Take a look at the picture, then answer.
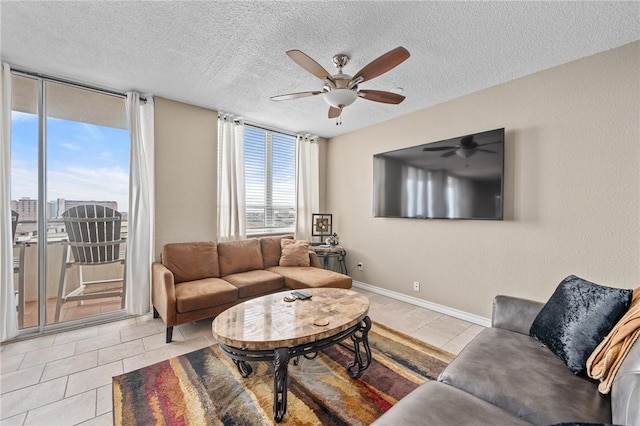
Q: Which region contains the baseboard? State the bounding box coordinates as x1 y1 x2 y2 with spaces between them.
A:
352 280 491 328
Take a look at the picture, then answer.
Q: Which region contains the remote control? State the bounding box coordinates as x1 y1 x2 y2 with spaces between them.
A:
292 290 312 300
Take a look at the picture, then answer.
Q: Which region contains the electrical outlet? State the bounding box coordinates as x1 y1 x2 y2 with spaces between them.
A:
357 262 364 271
413 281 420 292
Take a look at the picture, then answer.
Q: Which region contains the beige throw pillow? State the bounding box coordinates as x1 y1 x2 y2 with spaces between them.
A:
279 239 310 267
260 235 294 268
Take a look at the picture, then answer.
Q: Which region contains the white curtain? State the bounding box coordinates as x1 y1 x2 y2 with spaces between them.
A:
217 114 246 242
294 135 319 241
1 63 18 341
125 92 154 315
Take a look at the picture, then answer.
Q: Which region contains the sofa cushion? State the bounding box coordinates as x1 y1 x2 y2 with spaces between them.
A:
529 275 633 374
267 266 352 289
222 270 284 299
439 327 612 425
373 381 530 426
174 277 238 313
279 239 311 267
162 242 220 284
260 235 293 268
217 238 264 276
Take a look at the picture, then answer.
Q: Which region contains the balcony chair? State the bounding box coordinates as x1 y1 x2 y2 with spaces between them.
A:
55 205 126 323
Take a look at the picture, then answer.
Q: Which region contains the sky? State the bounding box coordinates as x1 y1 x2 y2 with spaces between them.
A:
11 111 131 213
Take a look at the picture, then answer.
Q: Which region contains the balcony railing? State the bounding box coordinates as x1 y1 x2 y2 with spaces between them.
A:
13 226 126 328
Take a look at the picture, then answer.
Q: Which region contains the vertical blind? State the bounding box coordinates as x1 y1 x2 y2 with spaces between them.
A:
244 125 296 234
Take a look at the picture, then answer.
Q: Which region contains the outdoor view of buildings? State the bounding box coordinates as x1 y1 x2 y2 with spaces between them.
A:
246 206 295 231
12 196 119 220
11 197 126 243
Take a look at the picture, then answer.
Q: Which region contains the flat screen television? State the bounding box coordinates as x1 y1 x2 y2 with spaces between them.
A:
373 128 504 220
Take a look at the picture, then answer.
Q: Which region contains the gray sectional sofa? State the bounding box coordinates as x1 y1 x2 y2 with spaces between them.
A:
373 295 640 425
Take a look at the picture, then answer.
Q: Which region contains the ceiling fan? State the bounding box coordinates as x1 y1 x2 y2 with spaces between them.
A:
423 135 500 158
270 47 410 122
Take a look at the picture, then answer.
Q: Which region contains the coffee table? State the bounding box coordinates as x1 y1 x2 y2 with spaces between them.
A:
211 287 371 422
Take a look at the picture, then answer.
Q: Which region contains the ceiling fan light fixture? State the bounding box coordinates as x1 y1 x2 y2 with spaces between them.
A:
456 148 477 158
324 88 357 108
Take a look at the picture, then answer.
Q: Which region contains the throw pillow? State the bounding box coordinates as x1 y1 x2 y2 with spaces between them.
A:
529 275 632 374
279 239 311 267
260 235 293 268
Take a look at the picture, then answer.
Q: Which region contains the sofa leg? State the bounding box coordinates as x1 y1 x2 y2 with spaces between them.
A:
153 306 160 319
166 326 174 343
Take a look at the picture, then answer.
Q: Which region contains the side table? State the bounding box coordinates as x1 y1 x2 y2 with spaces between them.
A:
311 245 347 275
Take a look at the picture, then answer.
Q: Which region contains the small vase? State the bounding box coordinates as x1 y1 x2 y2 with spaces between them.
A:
325 233 339 246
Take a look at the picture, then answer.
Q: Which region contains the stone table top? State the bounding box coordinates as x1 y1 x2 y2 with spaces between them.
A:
212 288 369 350
310 244 345 253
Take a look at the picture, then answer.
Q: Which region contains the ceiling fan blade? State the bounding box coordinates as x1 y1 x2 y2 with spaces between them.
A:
476 148 496 154
328 106 342 119
441 150 457 158
477 140 501 147
286 50 334 81
423 146 456 152
352 46 410 84
358 90 406 104
270 91 322 101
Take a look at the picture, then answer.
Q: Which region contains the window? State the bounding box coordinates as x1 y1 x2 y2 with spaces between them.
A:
244 126 296 235
11 71 130 330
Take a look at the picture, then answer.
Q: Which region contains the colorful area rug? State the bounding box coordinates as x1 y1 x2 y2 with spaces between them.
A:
113 323 454 425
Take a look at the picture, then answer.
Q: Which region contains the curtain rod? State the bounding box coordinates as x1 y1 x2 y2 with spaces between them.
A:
219 112 313 139
245 121 319 140
10 67 147 102
244 121 300 138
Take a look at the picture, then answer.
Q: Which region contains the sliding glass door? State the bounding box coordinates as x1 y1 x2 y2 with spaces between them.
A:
11 72 130 332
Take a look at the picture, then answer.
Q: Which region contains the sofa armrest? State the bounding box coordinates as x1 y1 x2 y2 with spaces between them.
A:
612 337 640 425
308 251 322 268
152 262 177 327
491 295 544 335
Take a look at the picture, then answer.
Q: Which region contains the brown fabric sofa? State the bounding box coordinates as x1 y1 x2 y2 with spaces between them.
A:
152 236 352 342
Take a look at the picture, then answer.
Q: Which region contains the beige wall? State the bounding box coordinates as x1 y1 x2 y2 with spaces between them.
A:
154 97 218 258
326 42 640 319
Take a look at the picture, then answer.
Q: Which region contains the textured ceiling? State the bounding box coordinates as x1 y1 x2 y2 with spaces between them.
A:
1 1 639 138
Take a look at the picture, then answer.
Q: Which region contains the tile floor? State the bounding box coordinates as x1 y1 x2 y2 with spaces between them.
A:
0 287 485 425
20 296 123 330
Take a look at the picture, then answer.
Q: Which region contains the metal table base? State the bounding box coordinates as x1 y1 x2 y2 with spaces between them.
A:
218 316 372 422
